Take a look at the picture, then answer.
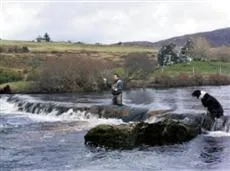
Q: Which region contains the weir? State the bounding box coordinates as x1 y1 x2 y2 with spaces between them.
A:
211 116 230 132
4 95 169 122
2 95 230 132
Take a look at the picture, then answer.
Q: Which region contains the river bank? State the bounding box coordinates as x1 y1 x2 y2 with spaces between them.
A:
1 73 230 94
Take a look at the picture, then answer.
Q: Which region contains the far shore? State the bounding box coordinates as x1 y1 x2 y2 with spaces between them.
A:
1 77 230 94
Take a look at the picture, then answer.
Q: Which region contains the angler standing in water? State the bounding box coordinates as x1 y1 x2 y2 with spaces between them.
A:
104 74 124 106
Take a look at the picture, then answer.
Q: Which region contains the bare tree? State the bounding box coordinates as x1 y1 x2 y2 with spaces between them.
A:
191 37 211 60
37 56 110 92
209 46 230 61
124 52 156 79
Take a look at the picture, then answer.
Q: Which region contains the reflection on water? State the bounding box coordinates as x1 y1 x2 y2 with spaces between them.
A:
200 136 223 165
125 89 154 104
125 86 230 115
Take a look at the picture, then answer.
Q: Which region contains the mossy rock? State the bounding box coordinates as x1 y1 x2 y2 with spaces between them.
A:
134 119 198 146
85 124 136 149
85 118 200 149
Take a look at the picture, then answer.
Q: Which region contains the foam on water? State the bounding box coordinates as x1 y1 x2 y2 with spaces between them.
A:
23 107 124 129
205 131 230 137
0 96 18 113
0 95 124 130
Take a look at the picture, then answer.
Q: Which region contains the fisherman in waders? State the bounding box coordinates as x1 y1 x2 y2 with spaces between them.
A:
104 74 124 106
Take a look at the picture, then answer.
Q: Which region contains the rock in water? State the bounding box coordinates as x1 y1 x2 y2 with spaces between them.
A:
134 119 199 146
89 105 172 122
0 85 11 94
89 105 149 122
85 124 137 149
84 118 200 149
157 113 215 131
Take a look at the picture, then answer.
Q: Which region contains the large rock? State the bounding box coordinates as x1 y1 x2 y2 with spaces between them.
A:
157 113 214 131
85 124 136 149
0 85 11 94
85 118 200 149
84 112 224 149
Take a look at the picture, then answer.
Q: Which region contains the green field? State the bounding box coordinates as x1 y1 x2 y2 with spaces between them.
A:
0 40 155 53
153 61 230 75
0 40 156 70
1 40 230 92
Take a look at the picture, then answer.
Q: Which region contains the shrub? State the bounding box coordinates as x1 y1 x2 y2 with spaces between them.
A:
191 37 211 61
36 56 111 92
191 72 204 86
209 46 230 62
0 69 23 84
2 46 30 53
26 69 40 81
207 74 230 85
176 73 190 86
0 47 3 53
154 73 175 87
123 52 156 80
22 46 29 53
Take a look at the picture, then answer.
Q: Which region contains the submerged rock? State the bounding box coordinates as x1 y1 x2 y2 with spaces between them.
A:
85 118 200 149
90 105 149 122
6 95 171 122
89 105 171 122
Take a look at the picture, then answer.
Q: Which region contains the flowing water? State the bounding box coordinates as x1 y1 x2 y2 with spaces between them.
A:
1 86 230 171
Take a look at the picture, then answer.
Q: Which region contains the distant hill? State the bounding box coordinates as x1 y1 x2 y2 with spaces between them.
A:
117 27 230 48
152 27 230 47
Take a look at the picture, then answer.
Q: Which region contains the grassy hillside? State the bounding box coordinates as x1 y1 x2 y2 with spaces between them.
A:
1 40 230 92
0 40 156 70
0 40 156 92
0 40 155 53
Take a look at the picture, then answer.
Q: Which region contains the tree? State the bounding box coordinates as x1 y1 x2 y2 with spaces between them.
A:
180 39 194 56
124 52 156 79
44 33 51 42
157 43 178 67
190 37 211 60
37 56 110 92
36 35 43 42
157 41 194 67
178 39 193 63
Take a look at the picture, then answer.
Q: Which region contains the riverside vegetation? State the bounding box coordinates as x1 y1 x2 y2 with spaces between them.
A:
1 37 230 93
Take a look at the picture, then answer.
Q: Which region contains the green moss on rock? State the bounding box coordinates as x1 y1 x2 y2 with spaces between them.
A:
85 118 200 149
85 124 136 149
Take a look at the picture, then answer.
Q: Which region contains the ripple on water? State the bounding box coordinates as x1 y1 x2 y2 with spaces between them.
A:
1 86 230 170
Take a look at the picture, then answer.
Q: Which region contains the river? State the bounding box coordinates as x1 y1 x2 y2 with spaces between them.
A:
1 86 230 171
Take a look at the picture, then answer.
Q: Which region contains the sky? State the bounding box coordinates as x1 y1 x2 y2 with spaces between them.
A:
1 0 230 43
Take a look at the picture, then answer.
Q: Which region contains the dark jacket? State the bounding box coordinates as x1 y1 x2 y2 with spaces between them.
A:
111 79 123 95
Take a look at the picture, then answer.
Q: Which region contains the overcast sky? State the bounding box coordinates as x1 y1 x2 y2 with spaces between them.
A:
1 0 230 43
